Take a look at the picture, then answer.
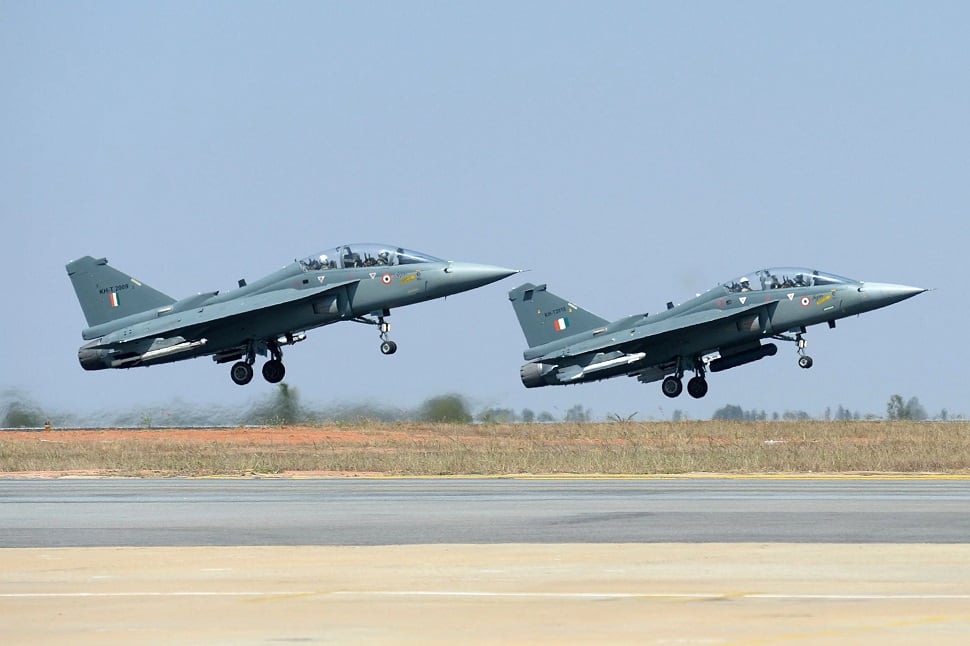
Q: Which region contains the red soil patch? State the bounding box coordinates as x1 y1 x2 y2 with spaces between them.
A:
1 426 415 446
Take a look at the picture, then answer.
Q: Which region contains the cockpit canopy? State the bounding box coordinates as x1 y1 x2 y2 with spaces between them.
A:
723 268 856 293
298 244 444 271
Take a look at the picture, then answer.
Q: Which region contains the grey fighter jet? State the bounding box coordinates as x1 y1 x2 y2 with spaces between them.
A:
509 268 925 399
68 244 517 385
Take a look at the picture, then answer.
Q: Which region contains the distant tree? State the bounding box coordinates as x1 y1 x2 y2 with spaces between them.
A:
886 394 905 420
419 394 472 423
905 397 928 421
537 411 555 423
520 408 536 423
712 404 744 421
887 394 927 421
835 405 854 421
564 404 591 422
886 395 906 421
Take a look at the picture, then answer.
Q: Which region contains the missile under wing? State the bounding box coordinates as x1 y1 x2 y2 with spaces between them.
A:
508 268 925 399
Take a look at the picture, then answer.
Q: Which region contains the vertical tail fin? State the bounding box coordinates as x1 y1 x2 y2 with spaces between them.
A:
508 282 610 348
66 256 176 328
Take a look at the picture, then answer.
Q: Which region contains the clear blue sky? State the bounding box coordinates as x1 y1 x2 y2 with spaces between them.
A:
2 2 965 421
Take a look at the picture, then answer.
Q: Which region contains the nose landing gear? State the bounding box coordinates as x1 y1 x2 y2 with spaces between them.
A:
354 310 398 355
378 319 397 355
796 334 813 369
773 329 814 369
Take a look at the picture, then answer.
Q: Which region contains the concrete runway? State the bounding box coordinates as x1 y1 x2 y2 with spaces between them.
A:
3 478 970 546
2 478 969 644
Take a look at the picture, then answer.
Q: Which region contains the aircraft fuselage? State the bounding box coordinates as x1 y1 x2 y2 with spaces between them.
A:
510 268 925 398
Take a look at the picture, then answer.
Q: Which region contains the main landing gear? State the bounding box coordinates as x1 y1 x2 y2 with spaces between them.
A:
230 361 255 386
230 340 287 385
661 359 709 399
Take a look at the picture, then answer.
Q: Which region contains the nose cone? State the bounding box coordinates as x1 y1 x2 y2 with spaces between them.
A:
427 262 519 299
848 282 927 314
444 262 520 290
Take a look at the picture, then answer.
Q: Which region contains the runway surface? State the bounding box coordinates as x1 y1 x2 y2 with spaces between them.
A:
3 478 970 644
2 478 969 546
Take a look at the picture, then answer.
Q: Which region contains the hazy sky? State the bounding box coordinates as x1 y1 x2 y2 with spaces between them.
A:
3 2 966 421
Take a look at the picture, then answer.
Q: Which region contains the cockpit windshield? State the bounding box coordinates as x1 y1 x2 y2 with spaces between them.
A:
298 244 444 271
723 268 855 293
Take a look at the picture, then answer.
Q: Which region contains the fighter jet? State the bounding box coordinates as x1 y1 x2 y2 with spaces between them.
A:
68 244 517 385
508 268 925 399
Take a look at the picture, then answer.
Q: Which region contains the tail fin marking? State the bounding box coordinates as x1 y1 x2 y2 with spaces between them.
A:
508 282 610 348
66 256 176 328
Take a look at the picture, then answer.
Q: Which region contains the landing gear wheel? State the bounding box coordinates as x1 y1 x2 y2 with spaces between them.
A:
230 361 254 386
380 340 398 355
661 375 683 398
798 355 814 369
687 376 709 399
262 359 286 383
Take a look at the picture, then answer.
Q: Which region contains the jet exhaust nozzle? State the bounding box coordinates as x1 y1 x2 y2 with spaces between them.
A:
520 362 553 388
78 345 113 371
709 343 778 373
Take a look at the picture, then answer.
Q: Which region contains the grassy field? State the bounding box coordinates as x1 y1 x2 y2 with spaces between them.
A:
1 421 969 477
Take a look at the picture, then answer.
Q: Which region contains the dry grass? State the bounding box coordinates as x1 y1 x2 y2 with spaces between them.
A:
1 421 968 477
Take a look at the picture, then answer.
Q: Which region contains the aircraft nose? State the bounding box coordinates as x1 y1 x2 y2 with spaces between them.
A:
856 282 927 309
860 282 926 301
443 262 521 290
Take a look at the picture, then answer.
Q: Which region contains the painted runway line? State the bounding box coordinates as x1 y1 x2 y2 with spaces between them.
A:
4 590 970 601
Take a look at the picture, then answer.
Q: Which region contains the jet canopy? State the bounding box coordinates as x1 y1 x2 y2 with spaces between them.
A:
723 268 856 293
298 244 444 271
